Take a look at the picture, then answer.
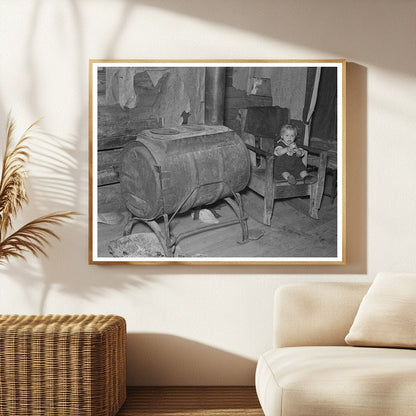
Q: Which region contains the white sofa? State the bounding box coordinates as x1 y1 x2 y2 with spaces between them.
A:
255 282 416 416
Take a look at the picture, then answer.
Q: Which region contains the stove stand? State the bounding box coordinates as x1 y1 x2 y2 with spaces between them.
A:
123 181 263 257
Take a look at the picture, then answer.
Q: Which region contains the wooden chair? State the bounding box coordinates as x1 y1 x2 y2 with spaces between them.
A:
239 107 328 226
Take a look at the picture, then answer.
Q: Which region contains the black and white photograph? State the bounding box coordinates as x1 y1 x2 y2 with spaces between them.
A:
89 60 345 264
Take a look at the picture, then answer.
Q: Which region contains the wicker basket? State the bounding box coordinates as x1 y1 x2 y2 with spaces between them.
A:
0 314 126 416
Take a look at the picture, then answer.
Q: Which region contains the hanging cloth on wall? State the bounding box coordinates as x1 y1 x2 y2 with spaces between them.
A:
302 67 321 146
309 67 337 141
232 67 250 91
147 70 166 87
178 67 205 125
105 67 120 106
105 67 170 109
152 70 189 126
119 67 137 109
232 67 273 93
270 67 307 121
105 67 137 109
152 67 205 126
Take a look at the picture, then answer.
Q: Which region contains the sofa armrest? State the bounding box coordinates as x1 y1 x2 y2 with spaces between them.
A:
273 282 370 348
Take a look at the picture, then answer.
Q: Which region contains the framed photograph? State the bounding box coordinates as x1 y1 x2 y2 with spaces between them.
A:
89 60 345 264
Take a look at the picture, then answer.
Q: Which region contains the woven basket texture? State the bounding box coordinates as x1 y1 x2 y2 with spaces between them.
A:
0 314 126 416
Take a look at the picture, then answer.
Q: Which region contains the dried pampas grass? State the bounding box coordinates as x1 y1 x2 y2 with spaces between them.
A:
0 115 78 264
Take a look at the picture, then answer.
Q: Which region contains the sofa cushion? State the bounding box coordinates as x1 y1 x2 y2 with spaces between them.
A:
345 272 416 348
256 346 416 416
274 283 370 348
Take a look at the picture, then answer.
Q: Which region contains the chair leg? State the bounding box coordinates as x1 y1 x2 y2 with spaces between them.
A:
309 178 325 219
263 193 273 226
309 150 328 219
263 155 275 226
309 188 319 219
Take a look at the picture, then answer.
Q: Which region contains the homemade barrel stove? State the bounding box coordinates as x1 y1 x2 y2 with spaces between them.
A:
119 124 256 256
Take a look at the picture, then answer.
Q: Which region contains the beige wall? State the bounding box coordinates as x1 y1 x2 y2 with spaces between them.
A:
0 0 415 385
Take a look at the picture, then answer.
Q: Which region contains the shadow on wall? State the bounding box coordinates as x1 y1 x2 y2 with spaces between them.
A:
0 1 370 294
1 65 368 284
134 0 412 76
344 63 367 275
97 0 371 275
0 1 90 310
0 1 142 310
127 333 257 386
0 124 153 314
0 260 158 315
22 0 87 211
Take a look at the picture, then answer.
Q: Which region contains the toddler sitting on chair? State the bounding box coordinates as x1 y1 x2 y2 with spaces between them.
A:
273 124 317 185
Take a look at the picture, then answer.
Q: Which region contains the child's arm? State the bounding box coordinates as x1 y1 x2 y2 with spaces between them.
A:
295 147 305 157
274 146 287 156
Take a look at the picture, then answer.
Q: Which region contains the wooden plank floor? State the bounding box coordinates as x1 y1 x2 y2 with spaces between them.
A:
116 386 264 416
98 190 338 259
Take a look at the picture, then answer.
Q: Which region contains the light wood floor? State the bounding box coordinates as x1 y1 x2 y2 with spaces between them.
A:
116 386 263 416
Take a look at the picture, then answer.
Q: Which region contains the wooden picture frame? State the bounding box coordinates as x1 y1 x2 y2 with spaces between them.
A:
89 60 345 264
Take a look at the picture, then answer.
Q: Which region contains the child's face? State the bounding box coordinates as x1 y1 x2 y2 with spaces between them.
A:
281 129 296 144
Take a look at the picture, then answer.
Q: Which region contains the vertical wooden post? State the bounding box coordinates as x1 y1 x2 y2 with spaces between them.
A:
263 154 275 226
205 67 226 125
309 150 328 219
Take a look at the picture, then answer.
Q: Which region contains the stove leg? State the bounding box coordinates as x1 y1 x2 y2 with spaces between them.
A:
143 219 173 257
123 217 141 236
224 194 249 243
162 214 175 256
